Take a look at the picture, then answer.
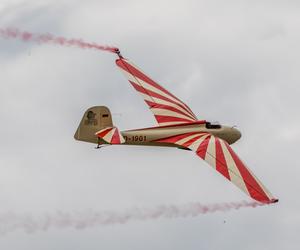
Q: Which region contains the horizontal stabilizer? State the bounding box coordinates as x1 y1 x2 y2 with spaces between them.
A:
95 127 125 144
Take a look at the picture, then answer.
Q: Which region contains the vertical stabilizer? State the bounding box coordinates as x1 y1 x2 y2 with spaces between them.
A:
74 106 113 144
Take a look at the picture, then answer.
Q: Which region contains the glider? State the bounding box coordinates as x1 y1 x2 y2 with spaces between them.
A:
74 53 278 204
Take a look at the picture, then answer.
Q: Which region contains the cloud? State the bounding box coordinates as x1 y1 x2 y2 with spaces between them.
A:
0 0 299 249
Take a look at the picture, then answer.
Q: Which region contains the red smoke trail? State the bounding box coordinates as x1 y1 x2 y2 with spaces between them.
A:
0 200 269 234
0 27 119 54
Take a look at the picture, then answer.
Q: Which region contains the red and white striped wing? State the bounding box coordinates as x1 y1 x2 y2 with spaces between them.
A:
156 133 277 203
95 127 125 144
116 58 197 126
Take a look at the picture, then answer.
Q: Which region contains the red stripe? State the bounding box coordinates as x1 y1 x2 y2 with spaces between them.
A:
130 59 196 117
117 58 197 118
182 134 207 148
196 136 211 159
130 81 196 118
154 115 193 124
117 59 186 105
96 128 112 138
146 101 196 121
215 138 231 180
225 143 270 203
111 129 121 144
155 132 200 144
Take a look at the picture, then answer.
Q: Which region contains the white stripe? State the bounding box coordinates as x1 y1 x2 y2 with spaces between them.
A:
176 133 202 145
139 92 153 102
188 134 210 151
151 97 195 119
151 108 195 121
139 92 195 124
95 127 112 135
103 129 114 143
205 136 216 169
219 140 249 195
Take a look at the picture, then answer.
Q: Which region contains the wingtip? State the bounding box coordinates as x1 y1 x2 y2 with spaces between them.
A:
114 48 124 58
267 198 279 204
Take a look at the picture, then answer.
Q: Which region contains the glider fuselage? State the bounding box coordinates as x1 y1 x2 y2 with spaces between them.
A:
120 121 241 148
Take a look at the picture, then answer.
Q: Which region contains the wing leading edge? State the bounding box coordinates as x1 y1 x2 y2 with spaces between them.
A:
155 132 278 204
116 58 198 126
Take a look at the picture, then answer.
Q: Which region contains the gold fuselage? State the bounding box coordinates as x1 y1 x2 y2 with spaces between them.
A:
119 123 241 148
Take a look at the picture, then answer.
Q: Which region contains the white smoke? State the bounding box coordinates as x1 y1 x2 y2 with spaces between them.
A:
0 200 269 235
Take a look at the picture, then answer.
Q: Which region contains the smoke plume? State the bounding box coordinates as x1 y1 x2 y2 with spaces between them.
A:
0 27 119 53
0 28 273 235
0 200 269 234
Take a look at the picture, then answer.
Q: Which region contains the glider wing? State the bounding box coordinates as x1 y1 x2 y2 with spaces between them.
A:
156 132 277 203
116 58 197 126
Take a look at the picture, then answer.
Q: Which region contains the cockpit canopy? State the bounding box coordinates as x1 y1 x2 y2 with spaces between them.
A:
205 121 221 129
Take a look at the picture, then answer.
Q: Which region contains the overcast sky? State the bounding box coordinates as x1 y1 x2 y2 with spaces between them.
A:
0 0 299 249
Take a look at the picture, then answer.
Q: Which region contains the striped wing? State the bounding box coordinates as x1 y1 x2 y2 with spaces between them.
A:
116 58 197 126
156 132 277 204
95 127 125 144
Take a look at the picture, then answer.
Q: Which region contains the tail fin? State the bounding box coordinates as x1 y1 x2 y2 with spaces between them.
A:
74 106 113 144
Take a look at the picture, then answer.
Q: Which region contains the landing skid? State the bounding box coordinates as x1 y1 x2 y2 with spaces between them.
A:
95 144 110 149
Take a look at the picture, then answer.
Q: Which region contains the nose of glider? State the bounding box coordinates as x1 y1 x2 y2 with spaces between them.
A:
231 127 241 144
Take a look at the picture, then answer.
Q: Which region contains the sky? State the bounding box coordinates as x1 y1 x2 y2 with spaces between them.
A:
0 0 299 249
